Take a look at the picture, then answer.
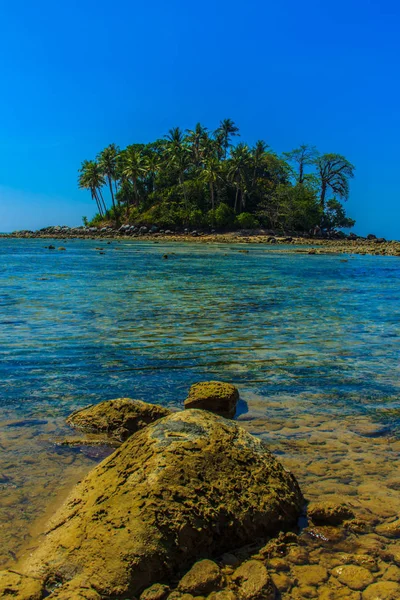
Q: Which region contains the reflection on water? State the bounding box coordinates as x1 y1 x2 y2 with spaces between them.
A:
1 239 400 568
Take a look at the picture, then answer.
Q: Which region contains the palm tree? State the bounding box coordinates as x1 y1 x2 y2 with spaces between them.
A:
143 152 160 193
165 128 192 209
185 123 208 167
78 160 106 215
98 144 119 210
314 154 355 208
120 146 146 206
228 144 251 212
215 118 240 160
201 156 221 215
251 140 269 190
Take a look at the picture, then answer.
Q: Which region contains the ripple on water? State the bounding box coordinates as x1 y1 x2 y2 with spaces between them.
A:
0 239 400 577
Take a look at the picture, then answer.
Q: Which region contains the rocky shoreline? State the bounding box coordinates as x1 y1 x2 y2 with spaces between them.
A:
2 226 400 257
2 383 400 600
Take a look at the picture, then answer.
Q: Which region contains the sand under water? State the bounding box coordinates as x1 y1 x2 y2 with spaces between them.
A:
1 238 400 597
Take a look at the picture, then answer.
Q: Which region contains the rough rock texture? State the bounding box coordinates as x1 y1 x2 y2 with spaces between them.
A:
232 560 275 599
140 583 170 599
362 581 400 599
308 501 355 525
66 397 171 441
178 559 223 595
375 518 400 539
184 381 239 418
0 570 43 599
23 410 303 598
332 565 374 590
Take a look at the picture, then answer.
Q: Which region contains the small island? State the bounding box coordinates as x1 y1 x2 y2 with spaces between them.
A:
77 119 355 234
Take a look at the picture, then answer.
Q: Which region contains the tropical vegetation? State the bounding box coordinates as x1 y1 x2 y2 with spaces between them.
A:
78 119 355 232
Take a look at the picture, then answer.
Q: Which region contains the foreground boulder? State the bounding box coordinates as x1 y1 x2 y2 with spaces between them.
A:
66 397 171 441
23 410 303 598
184 381 239 418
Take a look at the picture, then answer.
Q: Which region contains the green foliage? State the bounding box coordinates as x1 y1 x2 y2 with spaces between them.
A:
322 198 356 230
235 212 260 229
82 216 89 226
78 119 356 232
214 203 235 228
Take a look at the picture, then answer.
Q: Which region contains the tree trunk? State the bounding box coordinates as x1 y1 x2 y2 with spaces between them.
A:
98 188 107 214
94 190 103 216
299 162 304 184
108 176 116 211
320 181 327 209
210 182 215 212
234 186 239 213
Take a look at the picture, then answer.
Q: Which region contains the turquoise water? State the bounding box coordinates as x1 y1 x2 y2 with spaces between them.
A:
1 238 400 564
1 238 400 423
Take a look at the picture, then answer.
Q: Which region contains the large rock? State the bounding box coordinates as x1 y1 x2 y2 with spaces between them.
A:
0 570 43 599
23 410 303 598
66 398 171 441
184 381 239 418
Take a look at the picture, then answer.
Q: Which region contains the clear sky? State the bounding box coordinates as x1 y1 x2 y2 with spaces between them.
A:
0 0 399 237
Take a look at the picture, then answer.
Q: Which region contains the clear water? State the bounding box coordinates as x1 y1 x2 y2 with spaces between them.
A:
1 238 400 565
1 238 399 420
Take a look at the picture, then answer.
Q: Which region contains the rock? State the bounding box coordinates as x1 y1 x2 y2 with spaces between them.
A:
232 560 275 600
141 583 170 599
362 581 400 599
383 565 400 582
178 560 223 595
306 525 344 543
48 245 55 249
367 234 377 240
184 381 239 419
23 410 303 597
308 501 354 525
207 592 236 600
332 565 374 591
291 565 329 586
376 518 400 539
318 586 361 599
0 570 43 599
66 397 171 441
270 571 293 593
58 247 66 251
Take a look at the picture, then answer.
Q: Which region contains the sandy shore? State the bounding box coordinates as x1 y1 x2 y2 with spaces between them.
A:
2 230 400 257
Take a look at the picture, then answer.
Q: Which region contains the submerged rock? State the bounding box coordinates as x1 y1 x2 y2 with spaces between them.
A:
178 559 223 595
66 397 171 441
23 410 303 598
308 501 355 525
0 570 43 599
184 381 239 418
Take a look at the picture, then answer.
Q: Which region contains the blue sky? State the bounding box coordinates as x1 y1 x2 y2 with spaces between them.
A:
0 0 399 237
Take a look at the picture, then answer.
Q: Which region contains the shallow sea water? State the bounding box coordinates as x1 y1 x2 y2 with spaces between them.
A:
1 238 400 594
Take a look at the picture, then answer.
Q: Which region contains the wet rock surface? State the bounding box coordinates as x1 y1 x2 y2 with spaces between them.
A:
22 410 303 597
184 381 239 419
66 397 171 441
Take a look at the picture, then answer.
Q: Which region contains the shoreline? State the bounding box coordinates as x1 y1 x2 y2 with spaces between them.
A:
1 229 400 257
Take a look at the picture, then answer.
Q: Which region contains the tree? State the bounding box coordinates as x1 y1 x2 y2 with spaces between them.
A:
78 160 106 216
201 156 221 215
185 123 208 167
165 128 191 211
283 144 318 184
322 198 356 230
215 118 240 160
314 153 355 208
228 144 251 212
98 144 120 211
120 146 146 206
